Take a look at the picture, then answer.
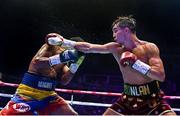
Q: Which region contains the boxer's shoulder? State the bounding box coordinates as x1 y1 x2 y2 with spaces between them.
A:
135 41 159 54
144 42 159 56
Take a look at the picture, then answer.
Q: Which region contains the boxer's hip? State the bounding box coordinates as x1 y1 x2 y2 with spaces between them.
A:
123 81 160 96
110 81 172 115
16 84 57 100
16 72 58 100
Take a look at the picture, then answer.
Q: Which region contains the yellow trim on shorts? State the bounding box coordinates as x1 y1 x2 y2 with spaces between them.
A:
16 84 57 100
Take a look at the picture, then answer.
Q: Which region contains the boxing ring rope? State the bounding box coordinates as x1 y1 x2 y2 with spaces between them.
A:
0 81 180 112
1 81 180 99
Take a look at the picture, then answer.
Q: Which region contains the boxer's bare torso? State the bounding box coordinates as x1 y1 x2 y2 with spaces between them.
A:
28 44 65 78
112 41 164 84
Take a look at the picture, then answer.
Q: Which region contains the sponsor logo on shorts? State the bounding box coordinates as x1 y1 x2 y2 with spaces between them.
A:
12 103 31 113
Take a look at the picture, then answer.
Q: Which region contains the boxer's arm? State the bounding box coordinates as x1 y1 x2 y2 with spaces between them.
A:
146 43 165 82
74 42 123 54
31 44 53 68
33 49 79 69
46 33 123 54
59 55 85 85
49 49 80 66
60 65 75 85
33 57 51 68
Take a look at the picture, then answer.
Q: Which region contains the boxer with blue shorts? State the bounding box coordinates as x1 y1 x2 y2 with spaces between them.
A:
0 34 85 115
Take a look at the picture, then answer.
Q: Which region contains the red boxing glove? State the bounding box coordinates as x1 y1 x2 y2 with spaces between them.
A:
120 51 151 75
120 51 137 67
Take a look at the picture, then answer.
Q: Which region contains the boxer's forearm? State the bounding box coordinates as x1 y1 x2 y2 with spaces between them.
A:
146 67 165 82
60 72 74 85
74 42 111 54
58 65 75 85
129 59 165 82
47 36 118 54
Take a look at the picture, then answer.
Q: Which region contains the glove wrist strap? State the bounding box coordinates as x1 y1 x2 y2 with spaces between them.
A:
63 39 76 47
69 63 79 74
49 54 61 66
132 60 151 75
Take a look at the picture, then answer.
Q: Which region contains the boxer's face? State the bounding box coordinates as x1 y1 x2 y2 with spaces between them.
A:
112 23 126 44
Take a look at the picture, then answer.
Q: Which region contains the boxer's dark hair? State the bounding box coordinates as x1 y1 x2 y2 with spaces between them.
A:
112 15 136 33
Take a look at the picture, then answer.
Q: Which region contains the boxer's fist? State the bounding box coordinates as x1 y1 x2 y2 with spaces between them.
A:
120 51 137 67
60 49 79 63
46 33 64 46
49 49 79 66
120 51 151 75
69 55 85 74
46 33 77 48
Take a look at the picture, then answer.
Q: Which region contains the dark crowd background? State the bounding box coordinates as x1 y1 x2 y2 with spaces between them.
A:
0 0 180 114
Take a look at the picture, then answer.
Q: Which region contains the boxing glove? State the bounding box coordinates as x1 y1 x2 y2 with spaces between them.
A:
48 36 63 46
69 55 85 74
49 49 79 66
47 35 76 47
120 51 151 75
46 33 64 46
120 51 137 67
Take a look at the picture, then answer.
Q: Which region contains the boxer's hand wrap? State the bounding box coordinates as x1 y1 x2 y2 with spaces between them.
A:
48 36 76 47
49 54 61 66
69 55 85 74
132 60 151 75
49 49 79 66
62 39 76 47
120 51 151 75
